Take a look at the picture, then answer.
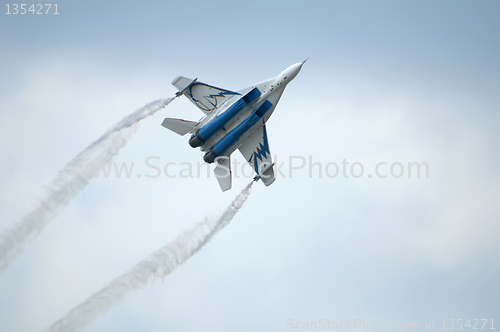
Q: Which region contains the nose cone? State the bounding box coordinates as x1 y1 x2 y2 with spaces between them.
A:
282 60 306 81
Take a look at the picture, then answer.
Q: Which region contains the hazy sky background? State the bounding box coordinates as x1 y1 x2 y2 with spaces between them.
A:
1 1 499 331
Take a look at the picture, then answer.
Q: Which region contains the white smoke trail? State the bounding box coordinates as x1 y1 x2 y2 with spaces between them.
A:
0 98 174 273
44 182 253 332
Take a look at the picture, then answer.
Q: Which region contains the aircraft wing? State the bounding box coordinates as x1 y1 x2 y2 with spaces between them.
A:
238 124 276 187
172 76 240 115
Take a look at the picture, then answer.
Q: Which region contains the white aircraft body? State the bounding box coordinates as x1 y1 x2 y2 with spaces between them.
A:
161 61 305 191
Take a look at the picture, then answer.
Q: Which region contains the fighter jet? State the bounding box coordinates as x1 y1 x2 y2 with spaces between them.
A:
161 60 306 191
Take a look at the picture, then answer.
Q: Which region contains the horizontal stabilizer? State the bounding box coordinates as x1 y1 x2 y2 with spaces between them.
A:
214 156 232 192
161 117 199 136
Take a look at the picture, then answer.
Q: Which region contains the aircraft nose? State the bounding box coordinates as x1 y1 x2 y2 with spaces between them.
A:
282 60 306 81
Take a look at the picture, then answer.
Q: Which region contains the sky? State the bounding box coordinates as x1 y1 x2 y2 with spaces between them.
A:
1 0 499 331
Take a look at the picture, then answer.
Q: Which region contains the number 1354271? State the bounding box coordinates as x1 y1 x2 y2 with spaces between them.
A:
6 4 59 14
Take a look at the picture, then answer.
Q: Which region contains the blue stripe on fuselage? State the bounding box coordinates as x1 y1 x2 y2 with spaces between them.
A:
197 87 260 141
212 100 272 156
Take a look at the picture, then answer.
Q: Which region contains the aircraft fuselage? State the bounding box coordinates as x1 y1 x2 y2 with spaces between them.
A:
198 62 304 163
